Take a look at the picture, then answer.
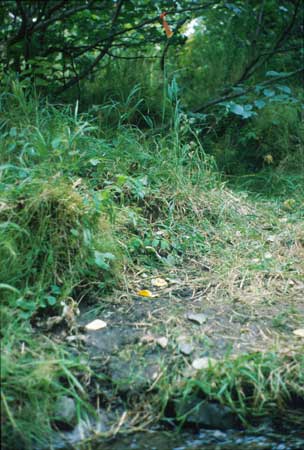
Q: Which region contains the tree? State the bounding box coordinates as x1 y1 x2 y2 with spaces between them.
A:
0 0 219 94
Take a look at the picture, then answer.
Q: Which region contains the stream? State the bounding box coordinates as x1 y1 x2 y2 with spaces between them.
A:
55 424 304 450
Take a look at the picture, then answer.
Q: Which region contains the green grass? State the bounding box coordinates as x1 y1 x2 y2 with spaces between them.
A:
1 82 304 449
159 351 304 429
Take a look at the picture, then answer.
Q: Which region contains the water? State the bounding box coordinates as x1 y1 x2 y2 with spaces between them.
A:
96 429 304 450
56 425 304 450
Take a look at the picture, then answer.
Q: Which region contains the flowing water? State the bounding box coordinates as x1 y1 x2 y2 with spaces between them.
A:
55 424 304 450
94 429 304 450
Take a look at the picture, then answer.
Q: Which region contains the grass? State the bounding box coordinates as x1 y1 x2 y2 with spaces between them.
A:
1 82 304 449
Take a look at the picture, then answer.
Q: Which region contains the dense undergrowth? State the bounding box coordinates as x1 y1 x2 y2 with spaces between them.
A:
1 82 303 449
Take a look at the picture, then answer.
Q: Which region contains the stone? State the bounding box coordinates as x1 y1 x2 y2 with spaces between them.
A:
54 396 77 429
108 356 160 393
178 342 194 355
186 312 207 325
176 398 238 430
156 337 168 348
192 357 217 370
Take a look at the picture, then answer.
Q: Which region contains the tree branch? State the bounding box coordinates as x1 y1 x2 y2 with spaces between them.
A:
193 68 304 113
54 0 125 95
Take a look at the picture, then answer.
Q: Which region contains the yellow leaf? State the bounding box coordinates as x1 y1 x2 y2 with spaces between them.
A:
263 154 273 164
151 277 168 288
137 289 154 297
293 329 304 338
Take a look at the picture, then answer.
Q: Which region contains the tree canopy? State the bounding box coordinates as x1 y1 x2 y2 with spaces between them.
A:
1 0 303 104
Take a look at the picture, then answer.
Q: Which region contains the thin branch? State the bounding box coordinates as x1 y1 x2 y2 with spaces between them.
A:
193 68 304 113
106 52 159 60
54 0 125 95
236 0 301 85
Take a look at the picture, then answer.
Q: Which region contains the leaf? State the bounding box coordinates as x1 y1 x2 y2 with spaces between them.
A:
9 127 17 137
277 85 291 94
263 89 275 97
151 278 168 288
293 329 304 338
266 71 289 77
51 285 61 294
137 289 154 297
229 103 244 115
85 319 107 331
263 154 273 164
229 103 255 119
254 99 266 109
89 158 101 166
94 251 115 270
264 252 272 259
45 295 57 306
51 137 62 149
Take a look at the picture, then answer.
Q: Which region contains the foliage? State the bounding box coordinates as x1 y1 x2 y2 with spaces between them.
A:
1 0 304 445
0 0 209 95
169 352 304 425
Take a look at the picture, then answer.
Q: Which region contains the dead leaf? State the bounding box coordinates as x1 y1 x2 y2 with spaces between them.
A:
192 357 217 370
264 252 272 259
137 289 154 298
151 278 168 288
46 316 63 330
293 329 304 338
156 337 168 348
85 319 107 331
186 312 207 325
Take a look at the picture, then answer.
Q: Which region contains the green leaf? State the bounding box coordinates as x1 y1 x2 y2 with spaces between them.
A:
70 228 79 237
51 285 61 294
229 103 255 119
9 127 17 137
263 89 275 97
266 71 289 77
254 100 266 109
51 137 62 149
45 296 57 306
89 158 101 166
94 251 115 270
277 85 291 94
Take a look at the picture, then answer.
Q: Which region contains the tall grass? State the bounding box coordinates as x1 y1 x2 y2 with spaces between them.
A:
0 79 219 448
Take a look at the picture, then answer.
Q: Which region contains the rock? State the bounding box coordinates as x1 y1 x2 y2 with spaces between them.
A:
86 328 140 356
186 312 207 325
54 396 77 429
192 357 217 370
178 342 194 355
176 398 237 430
109 356 160 393
156 337 168 348
85 319 107 330
293 328 304 338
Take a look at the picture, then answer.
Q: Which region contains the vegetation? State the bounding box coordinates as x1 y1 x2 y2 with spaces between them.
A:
0 1 303 449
